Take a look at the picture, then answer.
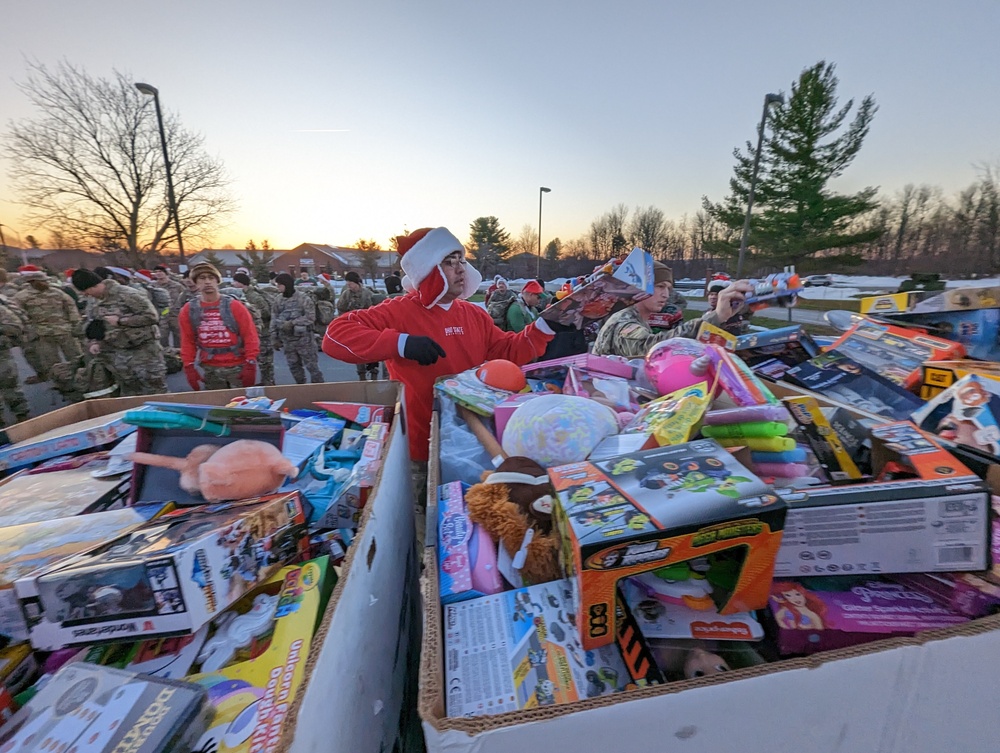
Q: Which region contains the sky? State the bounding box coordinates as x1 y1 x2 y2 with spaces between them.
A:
1 0 999 254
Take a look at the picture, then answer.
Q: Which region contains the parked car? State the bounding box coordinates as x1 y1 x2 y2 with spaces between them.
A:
803 274 833 287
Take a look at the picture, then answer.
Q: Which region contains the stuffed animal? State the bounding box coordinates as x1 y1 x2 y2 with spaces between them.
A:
501 394 618 467
127 440 297 502
464 456 562 586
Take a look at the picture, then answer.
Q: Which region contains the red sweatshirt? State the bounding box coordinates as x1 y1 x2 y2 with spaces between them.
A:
179 297 260 368
322 294 552 462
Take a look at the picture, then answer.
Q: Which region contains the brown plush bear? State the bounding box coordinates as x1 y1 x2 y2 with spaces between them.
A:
464 456 562 586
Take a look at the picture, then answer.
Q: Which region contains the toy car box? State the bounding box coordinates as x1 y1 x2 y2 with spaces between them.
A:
0 465 130 529
767 578 969 656
16 491 309 650
774 422 989 577
0 505 168 643
920 359 1000 400
0 662 209 753
550 439 787 650
442 579 630 717
736 325 821 380
437 481 502 603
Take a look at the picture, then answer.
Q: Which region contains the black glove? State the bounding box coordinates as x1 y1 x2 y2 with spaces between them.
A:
403 335 446 365
85 319 106 341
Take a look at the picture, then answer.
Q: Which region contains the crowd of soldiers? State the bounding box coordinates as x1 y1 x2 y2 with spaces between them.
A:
0 262 348 427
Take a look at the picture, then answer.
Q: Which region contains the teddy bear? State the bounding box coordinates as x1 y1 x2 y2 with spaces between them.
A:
464 456 562 586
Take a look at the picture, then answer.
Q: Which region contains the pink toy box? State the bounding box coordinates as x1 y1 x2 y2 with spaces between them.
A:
437 481 503 603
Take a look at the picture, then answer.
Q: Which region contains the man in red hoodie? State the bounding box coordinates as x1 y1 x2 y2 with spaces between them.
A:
323 227 555 468
179 263 260 390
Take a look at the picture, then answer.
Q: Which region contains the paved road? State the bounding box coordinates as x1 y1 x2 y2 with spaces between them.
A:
685 298 835 327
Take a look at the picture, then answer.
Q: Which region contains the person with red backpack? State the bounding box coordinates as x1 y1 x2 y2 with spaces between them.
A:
179 263 259 390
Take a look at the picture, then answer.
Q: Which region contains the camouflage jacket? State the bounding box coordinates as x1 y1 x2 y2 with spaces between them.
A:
592 305 719 359
0 297 25 351
157 278 187 316
85 279 160 351
243 285 274 325
337 286 373 315
13 285 81 337
270 290 316 342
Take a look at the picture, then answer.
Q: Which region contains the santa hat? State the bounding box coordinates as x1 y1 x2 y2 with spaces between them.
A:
134 269 154 283
522 280 544 294
396 227 482 308
708 273 731 293
18 265 46 280
107 266 132 280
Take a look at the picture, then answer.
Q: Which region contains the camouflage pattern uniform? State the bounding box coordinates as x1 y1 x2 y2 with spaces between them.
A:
13 282 83 381
336 285 378 379
271 289 323 384
592 305 719 359
84 279 167 397
0 297 29 423
242 285 275 386
157 276 186 347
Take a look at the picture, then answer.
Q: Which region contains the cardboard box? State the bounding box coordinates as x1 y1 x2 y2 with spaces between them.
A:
0 465 130 527
437 481 502 603
0 411 135 473
920 359 1000 400
735 325 821 380
891 308 1000 362
550 439 786 649
774 422 989 577
912 374 1000 458
782 395 862 482
540 247 653 327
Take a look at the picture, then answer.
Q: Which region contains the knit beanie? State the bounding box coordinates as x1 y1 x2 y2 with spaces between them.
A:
233 272 252 286
94 267 112 280
345 271 362 285
395 227 483 307
72 268 103 291
190 263 222 283
653 262 673 286
275 273 296 297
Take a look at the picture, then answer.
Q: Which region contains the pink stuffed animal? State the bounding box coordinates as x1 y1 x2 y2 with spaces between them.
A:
127 440 297 502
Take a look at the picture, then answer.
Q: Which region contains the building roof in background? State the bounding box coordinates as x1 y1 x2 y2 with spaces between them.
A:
288 243 398 269
187 249 291 267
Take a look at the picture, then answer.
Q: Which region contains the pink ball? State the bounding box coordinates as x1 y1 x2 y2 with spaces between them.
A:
644 339 711 396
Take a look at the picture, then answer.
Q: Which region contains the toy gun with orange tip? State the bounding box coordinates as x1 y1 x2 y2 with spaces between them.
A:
744 273 803 310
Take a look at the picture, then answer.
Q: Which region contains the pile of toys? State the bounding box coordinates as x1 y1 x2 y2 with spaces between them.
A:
432 303 1000 717
0 394 392 753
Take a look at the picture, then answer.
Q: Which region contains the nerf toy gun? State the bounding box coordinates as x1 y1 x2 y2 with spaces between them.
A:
744 273 803 310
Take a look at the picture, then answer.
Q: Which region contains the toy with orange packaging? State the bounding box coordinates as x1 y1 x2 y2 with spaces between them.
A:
550 438 787 650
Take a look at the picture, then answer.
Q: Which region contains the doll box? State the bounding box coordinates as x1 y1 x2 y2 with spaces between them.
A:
550 439 787 650
436 482 502 604
0 411 135 473
0 662 209 753
774 422 989 577
890 572 1000 619
16 491 309 650
442 580 630 718
767 578 969 656
0 465 130 529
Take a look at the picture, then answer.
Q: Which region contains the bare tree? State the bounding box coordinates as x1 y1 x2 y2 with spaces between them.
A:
513 224 539 257
628 205 667 256
4 61 234 264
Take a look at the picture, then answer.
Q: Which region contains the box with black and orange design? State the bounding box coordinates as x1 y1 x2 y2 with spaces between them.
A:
550 439 787 650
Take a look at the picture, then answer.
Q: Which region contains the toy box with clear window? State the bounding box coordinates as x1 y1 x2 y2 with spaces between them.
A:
550 439 787 650
16 492 309 650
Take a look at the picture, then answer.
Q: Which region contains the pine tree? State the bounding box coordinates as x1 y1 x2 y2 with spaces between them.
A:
703 61 879 272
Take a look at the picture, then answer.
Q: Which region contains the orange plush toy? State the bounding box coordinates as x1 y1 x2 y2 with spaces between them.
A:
464 456 561 586
127 439 297 502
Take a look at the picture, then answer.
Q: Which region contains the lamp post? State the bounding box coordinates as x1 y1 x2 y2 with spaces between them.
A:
736 92 784 279
135 82 186 264
537 187 551 278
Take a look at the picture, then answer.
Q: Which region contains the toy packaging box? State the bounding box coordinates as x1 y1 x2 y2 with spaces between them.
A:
312 401 387 427
550 439 787 649
784 351 926 420
912 374 1000 458
826 319 965 389
0 644 36 695
736 325 821 380
313 421 389 530
767 578 969 656
0 466 130 529
15 492 309 650
442 579 630 718
0 662 209 753
521 352 634 382
782 395 862 482
0 505 169 643
774 422 989 577
280 415 346 474
434 368 516 417
437 482 502 603
920 359 1000 400
184 557 331 753
891 308 1000 362
0 411 135 473
889 572 1000 619
541 247 653 328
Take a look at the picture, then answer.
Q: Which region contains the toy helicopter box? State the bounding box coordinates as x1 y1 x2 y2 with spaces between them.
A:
0 465 130 529
0 662 209 753
826 319 965 390
442 579 630 718
184 557 330 753
541 247 654 328
550 439 787 650
773 422 989 578
0 505 170 643
736 325 821 380
15 492 309 650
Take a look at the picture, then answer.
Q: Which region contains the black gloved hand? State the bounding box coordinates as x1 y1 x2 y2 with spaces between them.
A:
85 319 106 341
403 335 446 365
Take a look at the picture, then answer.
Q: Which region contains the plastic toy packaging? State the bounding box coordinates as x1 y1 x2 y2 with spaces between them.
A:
744 272 803 310
563 366 636 412
622 383 712 446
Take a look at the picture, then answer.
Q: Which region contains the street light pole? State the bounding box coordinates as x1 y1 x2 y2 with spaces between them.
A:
537 187 551 278
135 82 186 264
736 92 784 279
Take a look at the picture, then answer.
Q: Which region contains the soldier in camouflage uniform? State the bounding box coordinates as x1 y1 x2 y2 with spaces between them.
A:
232 273 275 386
0 296 29 424
337 271 379 380
152 265 186 347
271 273 324 384
71 269 167 397
13 267 82 383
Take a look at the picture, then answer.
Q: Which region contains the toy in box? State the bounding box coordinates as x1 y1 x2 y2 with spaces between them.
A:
773 422 989 577
0 645 36 696
541 247 653 328
550 439 787 649
520 352 634 382
0 466 130 529
313 401 387 427
0 663 208 753
912 374 1000 458
920 359 1000 400
767 578 968 656
890 308 1000 362
183 557 330 753
889 572 1000 619
784 351 925 420
736 325 821 380
0 411 135 473
437 482 502 603
826 319 965 389
442 579 630 717
782 395 862 483
434 367 518 416
313 421 389 530
0 505 169 643
280 415 346 474
16 492 309 650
